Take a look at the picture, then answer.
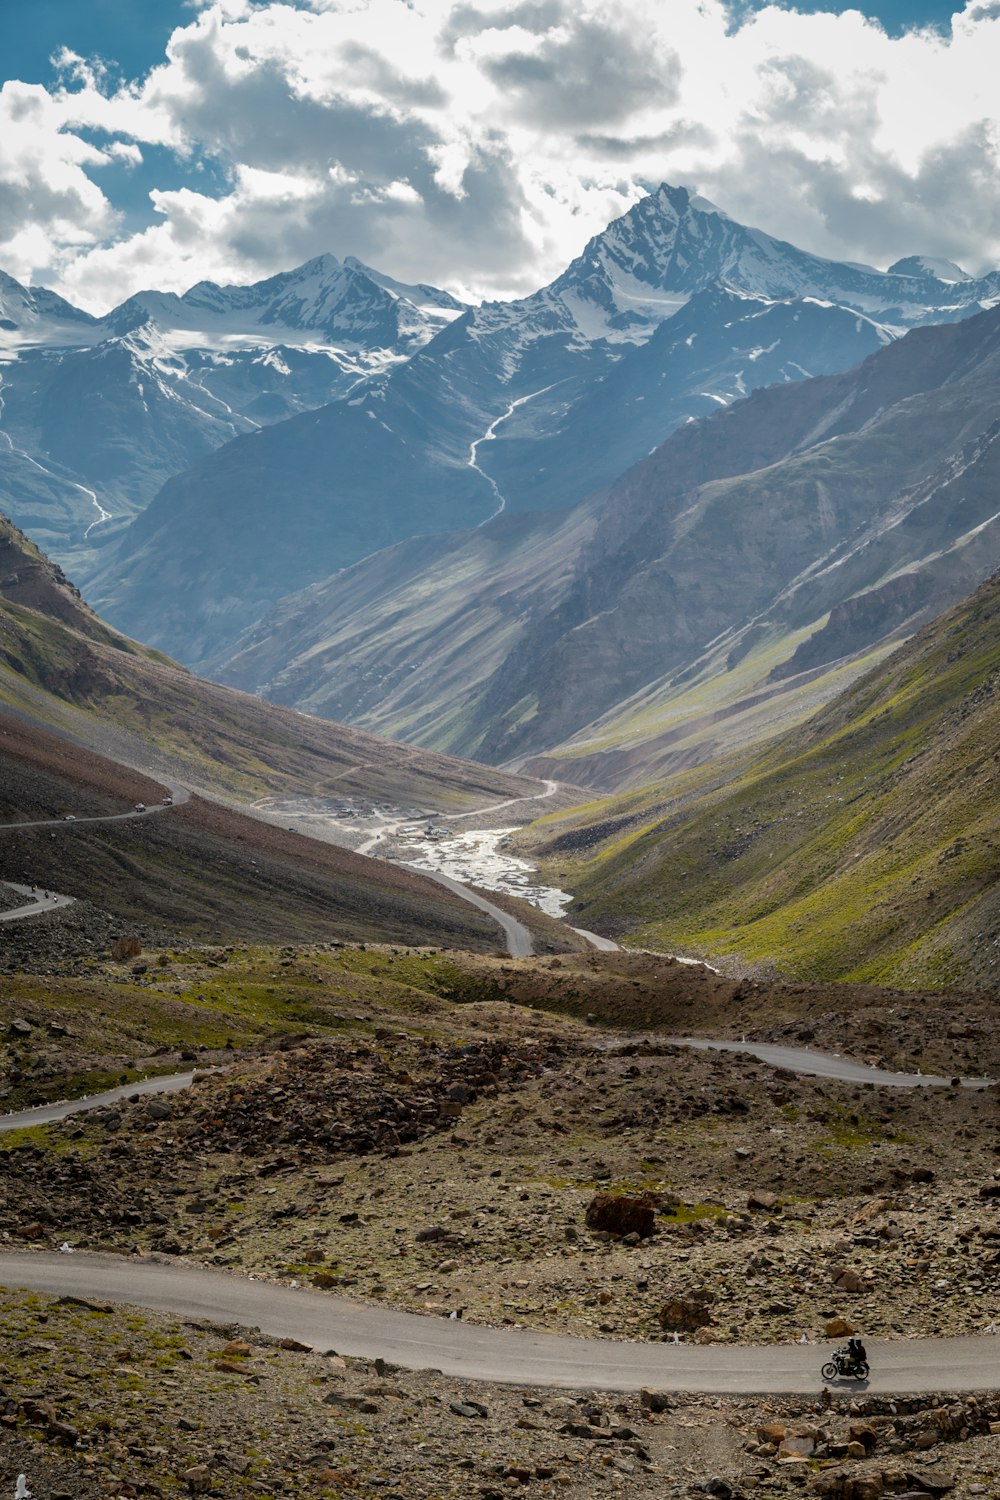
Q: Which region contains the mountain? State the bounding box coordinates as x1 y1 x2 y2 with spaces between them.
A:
0 510 543 814
526 568 1000 990
215 301 1000 793
82 185 1000 665
0 269 97 341
0 506 569 949
0 256 465 564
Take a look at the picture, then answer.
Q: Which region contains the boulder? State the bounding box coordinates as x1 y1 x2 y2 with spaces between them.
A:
747 1190 778 1211
658 1296 712 1332
585 1191 657 1239
825 1317 856 1337
831 1266 864 1293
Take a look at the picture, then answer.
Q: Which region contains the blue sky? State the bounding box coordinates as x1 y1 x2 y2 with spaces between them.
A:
764 1 960 28
0 0 997 309
0 0 191 86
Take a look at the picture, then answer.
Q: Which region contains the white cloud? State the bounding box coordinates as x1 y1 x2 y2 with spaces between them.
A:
2 0 999 311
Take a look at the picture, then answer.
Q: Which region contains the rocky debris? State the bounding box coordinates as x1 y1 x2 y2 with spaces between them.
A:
162 1035 571 1162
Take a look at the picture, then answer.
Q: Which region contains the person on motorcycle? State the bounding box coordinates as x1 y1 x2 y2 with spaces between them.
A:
846 1336 867 1373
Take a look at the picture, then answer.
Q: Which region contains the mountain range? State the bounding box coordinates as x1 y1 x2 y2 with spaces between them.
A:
10 183 993 668
215 298 1000 792
4 183 1000 789
0 255 464 561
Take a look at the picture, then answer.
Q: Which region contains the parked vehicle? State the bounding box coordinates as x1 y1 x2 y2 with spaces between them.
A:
134 802 146 813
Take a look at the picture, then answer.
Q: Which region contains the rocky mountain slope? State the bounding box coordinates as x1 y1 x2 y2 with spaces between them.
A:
81 186 999 665
217 301 1000 790
0 255 464 564
525 567 1000 989
0 513 567 950
0 510 541 812
0 712 510 951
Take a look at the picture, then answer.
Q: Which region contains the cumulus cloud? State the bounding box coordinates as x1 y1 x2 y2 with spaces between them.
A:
1 0 999 311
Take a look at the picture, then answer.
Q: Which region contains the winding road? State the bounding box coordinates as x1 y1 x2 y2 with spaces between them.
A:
0 782 190 925
1 775 995 1390
663 1036 995 1090
0 1036 996 1391
0 1250 996 1394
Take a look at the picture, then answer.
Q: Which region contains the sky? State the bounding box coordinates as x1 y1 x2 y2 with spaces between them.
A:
1 0 998 311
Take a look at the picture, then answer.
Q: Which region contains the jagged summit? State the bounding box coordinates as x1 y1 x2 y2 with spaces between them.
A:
0 269 96 341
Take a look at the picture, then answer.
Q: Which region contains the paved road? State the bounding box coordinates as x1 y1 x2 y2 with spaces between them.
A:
400 862 534 958
665 1036 995 1090
0 781 190 836
570 927 618 951
0 1251 995 1394
0 883 75 923
0 782 190 925
0 1071 205 1133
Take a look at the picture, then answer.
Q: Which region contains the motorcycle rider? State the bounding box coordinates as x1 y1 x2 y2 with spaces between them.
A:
846 1336 868 1374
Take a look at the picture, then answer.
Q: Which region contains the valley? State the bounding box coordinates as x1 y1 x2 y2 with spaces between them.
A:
3 163 1000 1500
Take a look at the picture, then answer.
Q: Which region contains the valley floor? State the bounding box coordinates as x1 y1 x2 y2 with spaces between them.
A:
1 930 999 1498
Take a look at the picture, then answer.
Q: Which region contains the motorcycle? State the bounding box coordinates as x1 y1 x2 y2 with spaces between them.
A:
821 1348 870 1382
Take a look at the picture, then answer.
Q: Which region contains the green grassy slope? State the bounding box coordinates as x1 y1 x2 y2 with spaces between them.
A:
528 572 1000 988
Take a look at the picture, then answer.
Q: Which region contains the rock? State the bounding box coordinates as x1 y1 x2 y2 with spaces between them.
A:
416 1225 448 1242
831 1266 864 1293
906 1470 954 1496
312 1271 339 1288
779 1433 815 1458
825 1317 856 1337
47 1420 79 1445
450 1401 488 1419
279 1337 312 1352
640 1388 671 1414
658 1296 712 1332
9 1019 33 1037
221 1339 251 1356
808 1470 881 1499
585 1191 657 1239
182 1466 213 1494
57 1295 112 1314
747 1190 778 1211
758 1423 787 1444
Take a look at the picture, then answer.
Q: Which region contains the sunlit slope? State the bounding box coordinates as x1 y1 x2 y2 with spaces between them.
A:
530 572 1000 988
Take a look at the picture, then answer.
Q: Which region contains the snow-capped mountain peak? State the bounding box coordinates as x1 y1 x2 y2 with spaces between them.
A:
888 255 972 284
0 270 96 346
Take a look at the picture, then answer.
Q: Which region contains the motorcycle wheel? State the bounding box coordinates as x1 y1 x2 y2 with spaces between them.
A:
854 1361 870 1380
821 1361 838 1381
